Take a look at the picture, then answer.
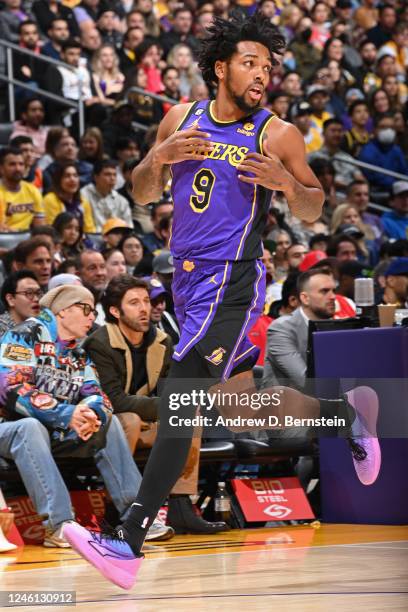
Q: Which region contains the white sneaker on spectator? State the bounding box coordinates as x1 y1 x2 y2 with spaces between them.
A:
145 518 174 542
44 521 74 548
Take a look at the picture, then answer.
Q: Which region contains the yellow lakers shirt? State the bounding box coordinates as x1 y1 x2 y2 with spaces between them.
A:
0 181 45 231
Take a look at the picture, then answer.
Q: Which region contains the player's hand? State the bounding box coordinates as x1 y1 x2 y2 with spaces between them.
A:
155 128 213 165
237 152 295 193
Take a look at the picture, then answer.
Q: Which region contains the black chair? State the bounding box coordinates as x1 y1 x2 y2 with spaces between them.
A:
0 123 13 146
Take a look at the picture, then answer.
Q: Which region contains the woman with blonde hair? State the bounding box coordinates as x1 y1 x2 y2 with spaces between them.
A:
91 44 125 104
331 203 377 265
167 43 203 98
79 127 105 166
279 4 304 43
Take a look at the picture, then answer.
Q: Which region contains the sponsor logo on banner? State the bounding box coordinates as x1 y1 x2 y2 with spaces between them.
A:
231 477 314 522
8 491 106 544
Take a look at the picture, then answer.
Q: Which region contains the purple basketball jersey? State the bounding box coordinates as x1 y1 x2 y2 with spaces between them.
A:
170 100 275 262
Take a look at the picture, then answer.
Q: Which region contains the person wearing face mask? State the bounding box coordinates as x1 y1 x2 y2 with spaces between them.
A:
358 113 408 194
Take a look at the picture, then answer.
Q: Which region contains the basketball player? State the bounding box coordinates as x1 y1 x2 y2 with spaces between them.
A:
64 13 381 589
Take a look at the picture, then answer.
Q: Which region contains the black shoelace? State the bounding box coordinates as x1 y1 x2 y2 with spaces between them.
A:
90 518 122 544
346 435 367 461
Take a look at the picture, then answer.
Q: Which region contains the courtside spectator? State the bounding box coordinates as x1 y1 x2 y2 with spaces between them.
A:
264 268 336 389
0 282 171 546
0 270 41 337
85 275 223 534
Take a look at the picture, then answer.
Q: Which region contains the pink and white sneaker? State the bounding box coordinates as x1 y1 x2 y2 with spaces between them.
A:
344 386 382 486
63 522 143 590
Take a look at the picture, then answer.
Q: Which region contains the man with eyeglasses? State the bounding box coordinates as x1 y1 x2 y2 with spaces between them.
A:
0 283 172 547
0 270 42 338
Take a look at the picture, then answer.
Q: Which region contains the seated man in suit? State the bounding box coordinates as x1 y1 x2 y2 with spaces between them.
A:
263 267 336 390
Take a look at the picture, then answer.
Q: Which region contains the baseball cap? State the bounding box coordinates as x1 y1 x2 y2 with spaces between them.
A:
102 218 133 236
385 257 408 277
143 276 168 300
152 250 175 274
392 181 408 197
339 261 371 279
336 0 352 8
306 84 329 99
337 224 364 239
290 100 311 120
299 250 326 272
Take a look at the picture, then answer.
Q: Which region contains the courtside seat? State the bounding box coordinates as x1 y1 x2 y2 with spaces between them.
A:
199 440 236 463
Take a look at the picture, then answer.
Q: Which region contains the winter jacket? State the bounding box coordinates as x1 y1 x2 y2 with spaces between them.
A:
0 309 112 444
84 323 172 422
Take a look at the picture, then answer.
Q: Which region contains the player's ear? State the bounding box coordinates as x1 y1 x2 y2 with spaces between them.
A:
214 59 226 81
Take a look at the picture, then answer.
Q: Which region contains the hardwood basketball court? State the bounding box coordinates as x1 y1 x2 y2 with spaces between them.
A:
0 524 407 610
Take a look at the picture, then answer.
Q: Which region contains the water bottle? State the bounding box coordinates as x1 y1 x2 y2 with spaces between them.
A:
214 482 231 525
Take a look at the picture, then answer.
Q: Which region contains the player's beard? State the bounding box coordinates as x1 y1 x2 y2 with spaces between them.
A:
225 69 261 114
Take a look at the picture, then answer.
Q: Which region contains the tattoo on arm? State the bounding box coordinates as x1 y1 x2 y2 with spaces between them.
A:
132 149 170 205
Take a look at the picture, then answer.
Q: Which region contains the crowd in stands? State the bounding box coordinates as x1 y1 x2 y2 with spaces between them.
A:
0 0 407 545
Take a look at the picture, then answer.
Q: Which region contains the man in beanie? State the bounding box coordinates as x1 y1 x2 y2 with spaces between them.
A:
0 284 173 546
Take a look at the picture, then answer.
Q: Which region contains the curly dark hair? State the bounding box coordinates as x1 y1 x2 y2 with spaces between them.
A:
198 11 286 89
